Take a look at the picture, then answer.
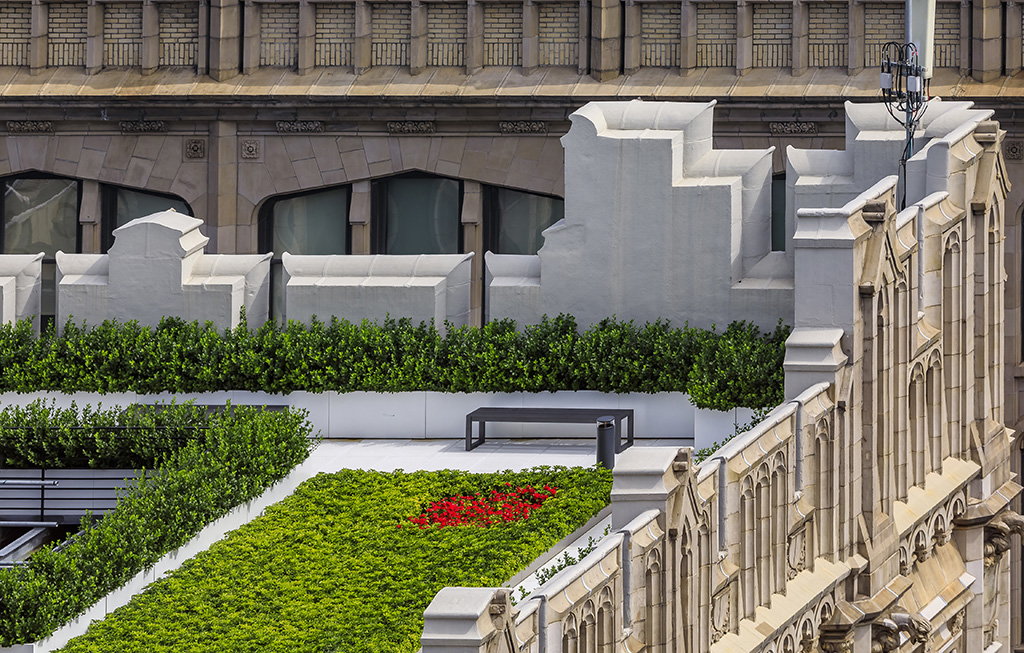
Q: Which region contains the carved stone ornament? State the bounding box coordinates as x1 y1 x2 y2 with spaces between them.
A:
873 611 931 653
711 588 730 643
387 121 435 135
119 120 167 133
787 529 806 580
276 121 325 134
949 608 965 636
499 120 548 134
240 140 261 160
1005 140 1024 160
185 138 206 159
984 509 1024 567
7 120 53 133
818 635 853 653
769 121 818 135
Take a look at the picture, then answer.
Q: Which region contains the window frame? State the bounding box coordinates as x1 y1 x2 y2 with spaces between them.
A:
482 184 564 255
370 172 464 255
100 184 194 253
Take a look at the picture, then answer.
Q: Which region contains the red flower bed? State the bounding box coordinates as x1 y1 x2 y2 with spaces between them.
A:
406 483 558 528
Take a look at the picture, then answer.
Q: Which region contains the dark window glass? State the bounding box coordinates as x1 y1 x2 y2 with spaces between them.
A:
0 175 81 330
258 185 351 321
771 173 786 252
373 175 461 254
485 186 563 255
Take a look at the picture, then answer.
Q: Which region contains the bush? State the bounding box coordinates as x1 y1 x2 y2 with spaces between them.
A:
0 403 315 646
52 467 613 653
0 315 789 409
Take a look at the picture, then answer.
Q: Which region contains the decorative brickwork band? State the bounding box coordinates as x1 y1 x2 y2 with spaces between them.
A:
240 140 261 159
119 120 167 133
387 121 435 134
1004 140 1024 160
499 120 547 134
185 139 206 159
7 121 54 133
276 121 325 133
769 121 817 135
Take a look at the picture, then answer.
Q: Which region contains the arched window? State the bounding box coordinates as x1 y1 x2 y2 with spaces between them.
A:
484 185 563 255
101 185 192 252
0 173 81 329
371 173 461 254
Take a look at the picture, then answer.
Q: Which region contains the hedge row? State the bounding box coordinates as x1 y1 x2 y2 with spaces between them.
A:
0 403 315 646
0 401 211 469
54 467 613 653
0 315 789 410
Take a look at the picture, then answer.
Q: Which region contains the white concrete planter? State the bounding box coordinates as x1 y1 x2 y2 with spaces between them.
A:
0 459 315 653
0 391 753 451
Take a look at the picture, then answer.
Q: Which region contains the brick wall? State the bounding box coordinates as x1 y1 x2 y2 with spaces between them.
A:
484 2 521 66
539 2 578 66
371 3 409 66
696 3 735 67
0 2 29 66
427 3 466 67
808 2 846 67
933 2 959 68
104 2 142 66
261 3 299 67
864 3 903 67
48 2 87 66
159 2 199 66
641 3 680 67
315 3 354 66
752 3 790 67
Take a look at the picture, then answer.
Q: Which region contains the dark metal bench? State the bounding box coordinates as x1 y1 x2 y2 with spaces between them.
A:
465 407 634 452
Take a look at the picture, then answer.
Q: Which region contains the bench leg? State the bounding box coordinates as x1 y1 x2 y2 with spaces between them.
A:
616 415 635 453
466 418 486 451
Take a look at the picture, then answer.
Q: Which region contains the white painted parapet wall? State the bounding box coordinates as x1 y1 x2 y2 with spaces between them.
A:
282 252 474 327
0 253 42 333
487 99 792 332
55 212 271 331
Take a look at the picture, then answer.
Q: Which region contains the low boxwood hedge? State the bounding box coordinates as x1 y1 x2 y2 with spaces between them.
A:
0 402 315 646
53 467 613 653
0 314 789 410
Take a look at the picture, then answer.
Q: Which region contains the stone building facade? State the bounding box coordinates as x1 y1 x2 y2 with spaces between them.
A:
1 1 1024 649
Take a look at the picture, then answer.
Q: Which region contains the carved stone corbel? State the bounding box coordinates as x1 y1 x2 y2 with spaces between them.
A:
871 610 931 653
984 508 1024 567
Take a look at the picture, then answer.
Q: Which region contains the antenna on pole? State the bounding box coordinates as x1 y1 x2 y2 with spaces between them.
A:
879 0 934 210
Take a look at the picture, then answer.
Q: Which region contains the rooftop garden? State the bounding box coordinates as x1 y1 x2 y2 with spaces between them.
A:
0 401 315 646
51 466 613 653
0 314 788 410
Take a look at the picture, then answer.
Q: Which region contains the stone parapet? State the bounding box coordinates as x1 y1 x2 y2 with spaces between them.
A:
0 253 43 333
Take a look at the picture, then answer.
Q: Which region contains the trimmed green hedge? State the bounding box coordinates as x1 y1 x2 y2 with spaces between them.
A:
0 401 210 469
54 467 613 653
0 402 315 646
0 315 789 410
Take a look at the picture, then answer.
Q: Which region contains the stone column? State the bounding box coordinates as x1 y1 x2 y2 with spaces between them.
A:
522 0 539 72
409 0 427 74
209 121 238 253
208 0 241 80
241 0 260 74
349 180 373 255
461 181 483 326
197 0 209 72
29 0 47 75
85 0 103 74
466 0 483 72
735 0 752 75
966 0 981 76
79 180 103 254
953 520 987 652
847 0 863 73
354 0 372 73
141 0 159 74
790 0 807 76
622 0 640 74
972 0 1003 82
589 0 621 81
680 0 696 73
577 0 589 73
297 0 315 75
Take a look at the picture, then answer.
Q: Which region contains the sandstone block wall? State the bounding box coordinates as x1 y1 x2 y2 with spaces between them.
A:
934 1 960 68
260 3 299 67
538 2 578 66
103 2 143 67
483 2 522 66
695 2 736 67
0 2 29 66
807 2 845 67
159 2 199 66
752 3 791 67
48 2 87 66
315 3 354 66
640 3 681 67
371 3 410 66
427 2 466 67
864 3 903 67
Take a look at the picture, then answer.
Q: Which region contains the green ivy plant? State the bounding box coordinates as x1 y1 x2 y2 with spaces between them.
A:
52 466 613 653
0 315 789 410
0 402 315 647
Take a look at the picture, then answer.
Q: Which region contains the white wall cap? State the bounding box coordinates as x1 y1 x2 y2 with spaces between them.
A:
0 252 44 275
189 253 272 278
283 253 471 279
55 252 109 278
108 211 207 260
485 252 541 280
